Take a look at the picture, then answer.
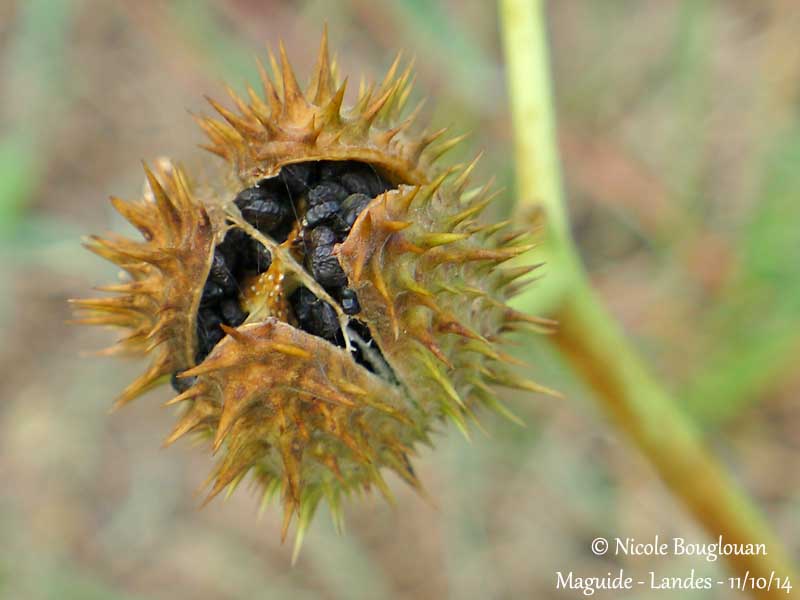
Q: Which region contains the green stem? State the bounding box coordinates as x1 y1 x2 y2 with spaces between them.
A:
499 0 797 595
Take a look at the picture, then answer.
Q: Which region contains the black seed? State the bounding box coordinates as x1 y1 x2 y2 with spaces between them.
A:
308 239 347 289
209 251 237 294
225 227 249 246
341 172 373 196
170 371 197 393
311 300 339 339
290 287 340 340
233 186 267 210
308 181 348 206
242 239 272 274
220 298 248 327
341 163 392 196
306 200 340 227
217 228 247 265
305 225 347 289
337 193 372 232
308 225 337 248
340 192 371 216
280 162 316 195
196 307 224 360
290 287 315 323
200 280 225 306
341 288 360 314
241 200 286 231
312 253 347 289
235 187 287 232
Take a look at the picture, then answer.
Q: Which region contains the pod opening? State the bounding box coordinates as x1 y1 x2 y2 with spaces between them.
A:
172 160 399 392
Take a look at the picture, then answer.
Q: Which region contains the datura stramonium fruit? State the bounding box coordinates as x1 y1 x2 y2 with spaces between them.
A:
72 31 555 548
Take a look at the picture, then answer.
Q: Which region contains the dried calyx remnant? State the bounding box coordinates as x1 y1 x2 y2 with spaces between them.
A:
180 159 395 393
71 30 556 552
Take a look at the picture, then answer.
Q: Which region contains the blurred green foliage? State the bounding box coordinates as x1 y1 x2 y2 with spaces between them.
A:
0 0 72 235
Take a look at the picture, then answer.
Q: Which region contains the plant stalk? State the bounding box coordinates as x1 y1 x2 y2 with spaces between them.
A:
499 0 797 596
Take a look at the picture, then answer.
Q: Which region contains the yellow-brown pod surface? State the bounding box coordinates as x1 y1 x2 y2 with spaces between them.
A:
72 30 553 548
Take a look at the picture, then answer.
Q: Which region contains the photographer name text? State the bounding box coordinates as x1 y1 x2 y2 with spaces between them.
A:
590 535 765 562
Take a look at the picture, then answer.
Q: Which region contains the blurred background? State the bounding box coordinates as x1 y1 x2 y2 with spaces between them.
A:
1 1 799 598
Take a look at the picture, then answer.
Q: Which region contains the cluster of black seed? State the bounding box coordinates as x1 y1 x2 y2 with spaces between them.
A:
171 161 393 392
172 227 270 393
196 229 267 351
288 162 393 374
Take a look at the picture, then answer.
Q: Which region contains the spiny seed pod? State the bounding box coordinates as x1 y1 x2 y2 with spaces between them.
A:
72 30 556 553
